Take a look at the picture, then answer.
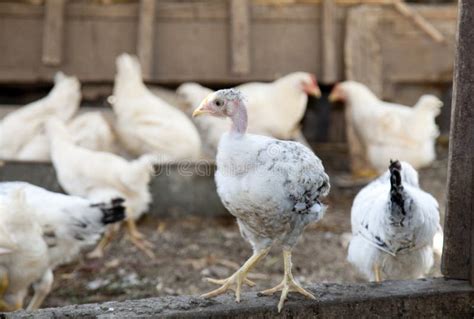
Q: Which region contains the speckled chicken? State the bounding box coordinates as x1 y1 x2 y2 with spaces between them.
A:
46 118 157 258
0 182 125 310
192 89 330 312
347 160 440 281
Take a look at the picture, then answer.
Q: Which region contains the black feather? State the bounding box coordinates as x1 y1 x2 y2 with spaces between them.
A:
91 197 126 225
389 160 407 218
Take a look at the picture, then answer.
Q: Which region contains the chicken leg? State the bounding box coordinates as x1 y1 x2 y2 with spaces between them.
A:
260 249 315 313
87 224 119 259
202 247 270 302
126 219 155 259
27 270 53 311
373 263 382 282
0 269 11 312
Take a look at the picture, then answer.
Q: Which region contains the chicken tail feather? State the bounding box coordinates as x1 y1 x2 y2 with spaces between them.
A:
389 160 406 218
91 198 126 225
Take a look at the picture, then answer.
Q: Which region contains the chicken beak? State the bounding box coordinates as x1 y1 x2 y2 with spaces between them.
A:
328 85 343 103
308 85 322 98
303 83 321 98
328 91 338 103
192 98 210 117
304 75 322 98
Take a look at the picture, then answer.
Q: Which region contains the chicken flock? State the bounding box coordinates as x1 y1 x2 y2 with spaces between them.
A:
0 53 443 313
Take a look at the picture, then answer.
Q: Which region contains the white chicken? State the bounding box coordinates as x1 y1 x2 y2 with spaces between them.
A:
0 187 49 312
112 53 201 162
0 72 80 160
17 112 116 162
0 182 126 310
329 81 442 174
67 112 117 153
177 72 321 157
193 89 330 312
347 160 440 281
46 118 157 258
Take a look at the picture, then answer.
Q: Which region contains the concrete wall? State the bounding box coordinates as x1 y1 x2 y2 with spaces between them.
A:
5 279 474 318
0 160 227 218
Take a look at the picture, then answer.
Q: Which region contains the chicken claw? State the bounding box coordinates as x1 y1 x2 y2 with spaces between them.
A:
373 263 382 282
0 270 12 312
201 248 270 302
87 224 119 259
259 250 315 313
206 276 256 287
202 271 250 302
126 219 155 259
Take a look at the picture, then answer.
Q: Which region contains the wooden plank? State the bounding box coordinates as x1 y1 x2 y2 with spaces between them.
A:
251 3 321 20
321 0 337 84
137 0 156 80
42 0 66 66
229 0 251 75
344 6 383 174
392 0 445 43
0 1 458 20
441 0 474 283
0 2 455 88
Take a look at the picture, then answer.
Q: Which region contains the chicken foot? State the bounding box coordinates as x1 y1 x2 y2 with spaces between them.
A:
126 219 155 259
87 224 119 259
373 263 382 282
26 270 53 311
202 247 270 302
0 270 10 311
260 249 315 313
0 268 18 312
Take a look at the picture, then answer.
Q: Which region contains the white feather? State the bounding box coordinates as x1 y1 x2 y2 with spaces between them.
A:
113 54 201 161
17 112 117 162
46 118 155 221
0 73 80 160
347 162 440 281
337 81 442 172
0 187 50 310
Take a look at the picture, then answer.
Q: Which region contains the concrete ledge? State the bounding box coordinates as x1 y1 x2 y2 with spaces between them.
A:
4 279 474 318
0 160 227 218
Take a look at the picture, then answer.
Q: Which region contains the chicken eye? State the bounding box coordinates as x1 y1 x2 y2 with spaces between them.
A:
215 99 224 107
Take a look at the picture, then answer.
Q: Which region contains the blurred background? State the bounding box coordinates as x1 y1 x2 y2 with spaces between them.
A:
0 0 457 310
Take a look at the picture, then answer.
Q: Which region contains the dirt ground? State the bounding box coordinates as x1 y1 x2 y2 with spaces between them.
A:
40 145 448 309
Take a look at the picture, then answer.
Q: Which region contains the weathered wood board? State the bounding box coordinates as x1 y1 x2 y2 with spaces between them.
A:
346 4 457 105
0 1 457 145
441 0 474 283
0 0 348 84
344 4 456 174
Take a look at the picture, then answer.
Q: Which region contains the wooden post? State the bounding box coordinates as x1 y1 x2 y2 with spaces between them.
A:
137 0 156 80
321 0 337 84
229 0 251 75
441 0 474 285
42 0 66 66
